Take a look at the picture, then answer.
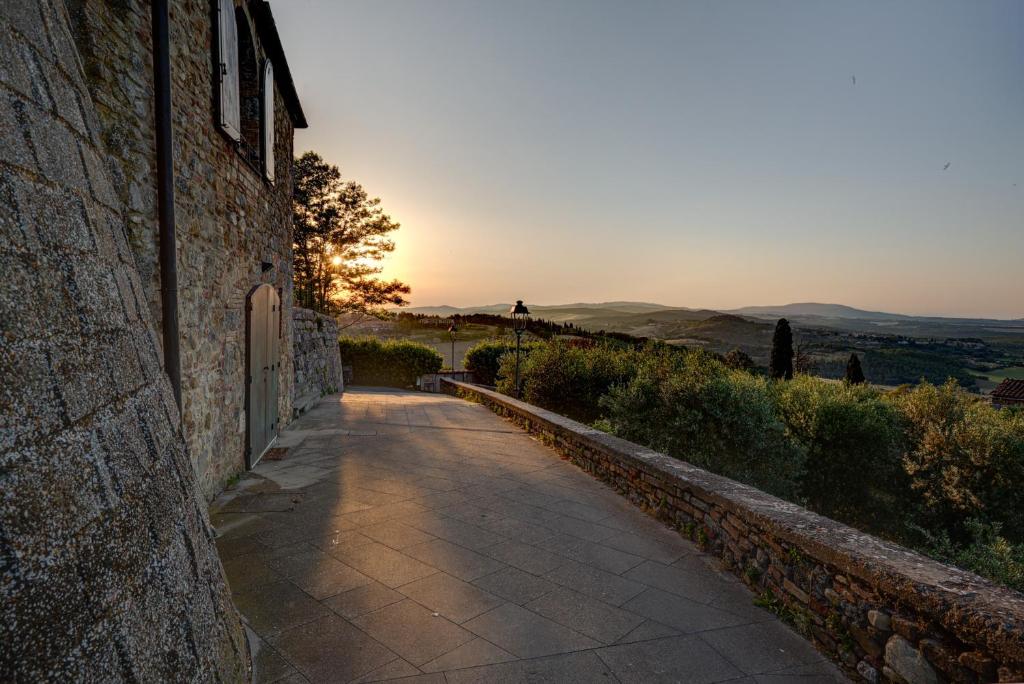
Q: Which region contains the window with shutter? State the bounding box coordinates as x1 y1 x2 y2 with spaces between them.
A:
262 60 275 183
217 0 241 141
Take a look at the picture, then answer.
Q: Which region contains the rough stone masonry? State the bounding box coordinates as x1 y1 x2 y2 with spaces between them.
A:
292 307 344 416
0 1 246 680
63 0 301 497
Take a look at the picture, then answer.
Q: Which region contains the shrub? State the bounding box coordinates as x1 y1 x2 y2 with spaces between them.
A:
776 376 910 534
888 380 1024 543
497 340 639 423
600 348 805 499
463 339 515 385
338 337 442 388
916 519 1024 593
723 349 755 371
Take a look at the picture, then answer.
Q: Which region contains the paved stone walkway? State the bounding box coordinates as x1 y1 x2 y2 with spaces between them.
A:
212 389 847 684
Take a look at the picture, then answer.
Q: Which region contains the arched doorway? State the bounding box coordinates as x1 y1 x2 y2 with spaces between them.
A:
246 284 280 467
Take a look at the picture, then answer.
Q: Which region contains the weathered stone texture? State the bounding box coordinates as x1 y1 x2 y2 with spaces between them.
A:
0 2 246 680
66 0 296 498
443 380 1024 683
292 307 343 415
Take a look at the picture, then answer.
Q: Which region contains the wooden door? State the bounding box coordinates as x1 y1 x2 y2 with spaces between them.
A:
247 284 280 466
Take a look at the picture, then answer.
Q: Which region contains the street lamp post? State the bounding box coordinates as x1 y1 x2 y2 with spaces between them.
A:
448 320 458 372
509 300 530 399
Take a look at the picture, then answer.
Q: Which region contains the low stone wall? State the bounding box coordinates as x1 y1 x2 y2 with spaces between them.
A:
419 370 476 393
442 380 1024 684
292 308 343 415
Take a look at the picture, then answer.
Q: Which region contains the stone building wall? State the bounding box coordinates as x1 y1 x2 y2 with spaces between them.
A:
443 380 1024 684
64 0 297 498
0 2 246 679
292 307 343 415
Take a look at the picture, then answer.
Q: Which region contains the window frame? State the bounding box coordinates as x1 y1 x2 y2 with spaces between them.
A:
215 0 241 142
262 59 275 184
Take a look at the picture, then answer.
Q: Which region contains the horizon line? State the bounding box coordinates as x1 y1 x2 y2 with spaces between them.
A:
393 300 1024 322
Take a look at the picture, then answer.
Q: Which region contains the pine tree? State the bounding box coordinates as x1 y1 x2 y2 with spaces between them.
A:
845 352 866 384
769 318 794 380
292 151 410 317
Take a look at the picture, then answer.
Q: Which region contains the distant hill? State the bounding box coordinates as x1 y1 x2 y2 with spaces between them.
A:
693 313 758 327
403 303 513 316
685 314 774 348
727 303 909 321
401 301 1024 336
403 301 674 317
541 301 675 313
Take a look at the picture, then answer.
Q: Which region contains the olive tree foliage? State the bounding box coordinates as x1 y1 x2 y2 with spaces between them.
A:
601 348 805 499
723 348 755 371
497 341 638 424
888 380 1024 542
293 151 410 319
776 376 909 534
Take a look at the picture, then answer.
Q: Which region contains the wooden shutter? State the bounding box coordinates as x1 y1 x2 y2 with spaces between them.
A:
262 60 275 182
217 0 241 141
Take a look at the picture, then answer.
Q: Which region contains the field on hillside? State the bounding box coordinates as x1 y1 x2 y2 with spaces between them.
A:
970 365 1024 392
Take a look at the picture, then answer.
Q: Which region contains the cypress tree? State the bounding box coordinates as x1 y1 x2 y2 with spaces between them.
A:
769 318 794 380
845 352 866 384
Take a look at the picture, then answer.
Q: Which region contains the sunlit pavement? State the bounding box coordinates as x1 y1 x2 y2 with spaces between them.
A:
211 388 847 683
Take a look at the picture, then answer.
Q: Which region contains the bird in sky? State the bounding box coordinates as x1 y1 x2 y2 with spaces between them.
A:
943 162 951 171
851 75 856 86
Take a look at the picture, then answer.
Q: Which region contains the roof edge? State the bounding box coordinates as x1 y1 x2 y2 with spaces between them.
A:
251 1 307 129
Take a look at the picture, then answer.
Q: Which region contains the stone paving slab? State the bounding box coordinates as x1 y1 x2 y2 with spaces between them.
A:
211 388 847 683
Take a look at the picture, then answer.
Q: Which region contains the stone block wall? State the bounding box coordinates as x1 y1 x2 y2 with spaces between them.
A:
0 2 246 679
64 0 297 498
292 307 343 415
442 380 1024 684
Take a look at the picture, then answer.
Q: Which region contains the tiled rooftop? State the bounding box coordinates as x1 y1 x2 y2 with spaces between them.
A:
211 388 846 683
992 378 1024 401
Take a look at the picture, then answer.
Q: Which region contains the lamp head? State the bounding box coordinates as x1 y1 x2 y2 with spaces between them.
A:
510 300 530 333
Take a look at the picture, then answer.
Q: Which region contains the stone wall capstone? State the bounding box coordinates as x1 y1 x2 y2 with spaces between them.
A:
0 2 247 679
292 307 343 415
64 0 297 498
442 380 1024 684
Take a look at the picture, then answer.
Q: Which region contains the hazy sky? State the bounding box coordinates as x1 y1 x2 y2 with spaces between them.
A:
275 1 1023 318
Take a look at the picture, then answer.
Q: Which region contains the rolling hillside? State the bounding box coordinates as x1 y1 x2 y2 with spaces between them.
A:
391 301 1023 391
727 303 909 320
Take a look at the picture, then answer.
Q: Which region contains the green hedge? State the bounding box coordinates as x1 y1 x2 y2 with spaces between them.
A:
338 337 443 388
463 340 515 385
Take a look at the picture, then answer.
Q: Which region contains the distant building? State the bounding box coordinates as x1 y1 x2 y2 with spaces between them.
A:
990 378 1024 408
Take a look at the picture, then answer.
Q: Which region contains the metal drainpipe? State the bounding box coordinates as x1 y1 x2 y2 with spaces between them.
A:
151 0 182 409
